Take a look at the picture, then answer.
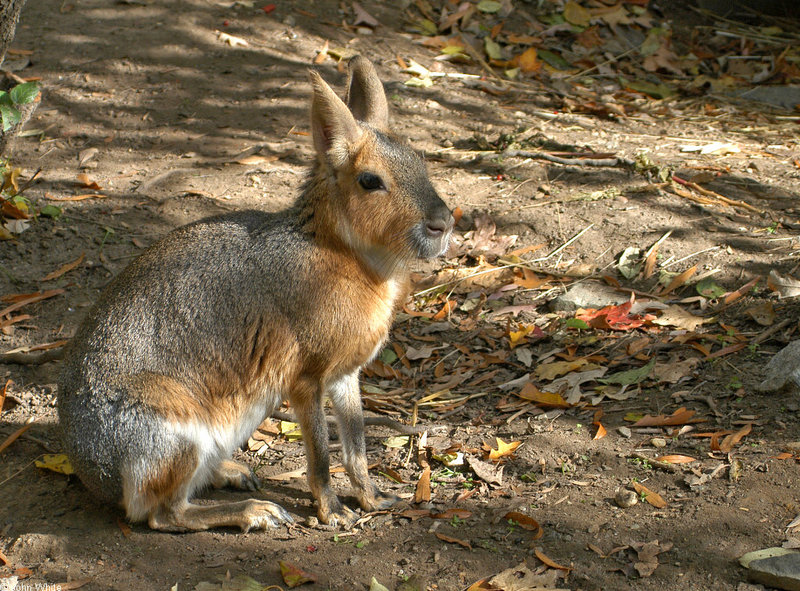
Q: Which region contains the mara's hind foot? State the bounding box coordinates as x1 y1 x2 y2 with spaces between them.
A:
212 459 260 491
148 499 294 532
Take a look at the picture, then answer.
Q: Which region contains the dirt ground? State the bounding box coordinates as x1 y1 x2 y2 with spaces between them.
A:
2 1 800 590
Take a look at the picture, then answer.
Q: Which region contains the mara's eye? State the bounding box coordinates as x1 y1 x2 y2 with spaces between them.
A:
358 172 385 192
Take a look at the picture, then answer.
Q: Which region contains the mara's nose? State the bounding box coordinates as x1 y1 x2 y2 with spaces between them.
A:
425 206 454 238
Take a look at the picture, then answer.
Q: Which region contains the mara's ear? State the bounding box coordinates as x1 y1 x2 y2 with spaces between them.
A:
309 70 361 164
345 56 389 130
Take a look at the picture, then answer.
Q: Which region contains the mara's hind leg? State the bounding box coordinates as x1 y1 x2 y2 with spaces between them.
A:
211 459 260 491
125 443 292 532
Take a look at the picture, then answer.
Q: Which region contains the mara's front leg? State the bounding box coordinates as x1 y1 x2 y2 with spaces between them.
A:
291 379 356 527
330 372 399 512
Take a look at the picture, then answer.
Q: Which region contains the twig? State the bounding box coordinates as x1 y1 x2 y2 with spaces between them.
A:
271 410 432 435
630 453 680 474
488 149 635 168
751 318 793 345
1 348 64 365
566 48 637 81
672 175 764 214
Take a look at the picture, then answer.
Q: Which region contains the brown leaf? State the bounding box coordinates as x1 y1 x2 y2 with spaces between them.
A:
723 276 760 305
466 454 503 486
632 481 667 508
44 192 106 201
116 517 132 538
517 383 569 408
745 301 776 326
414 466 431 503
41 252 85 282
516 47 541 73
434 532 471 549
633 407 699 427
0 421 33 455
719 423 752 453
352 1 379 27
76 173 102 190
660 265 696 295
655 454 697 464
279 560 317 588
432 299 457 320
503 511 543 539
534 547 572 571
431 508 473 520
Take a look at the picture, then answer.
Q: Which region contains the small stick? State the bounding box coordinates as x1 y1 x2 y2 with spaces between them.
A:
751 318 793 345
485 149 635 168
271 410 431 435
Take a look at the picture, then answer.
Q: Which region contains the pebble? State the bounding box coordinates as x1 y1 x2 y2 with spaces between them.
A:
618 426 632 438
651 437 667 448
614 488 638 508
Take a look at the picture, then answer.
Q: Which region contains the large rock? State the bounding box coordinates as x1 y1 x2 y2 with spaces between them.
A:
757 341 800 394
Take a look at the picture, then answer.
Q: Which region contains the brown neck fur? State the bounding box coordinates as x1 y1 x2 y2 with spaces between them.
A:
294 160 411 284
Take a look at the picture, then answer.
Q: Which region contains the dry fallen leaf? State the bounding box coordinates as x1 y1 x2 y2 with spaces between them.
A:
485 437 522 460
279 560 317 588
745 301 776 326
435 532 471 549
655 454 697 464
414 466 431 503
534 547 572 571
76 173 102 190
216 30 249 47
633 407 699 427
719 423 752 453
503 511 543 539
34 453 75 475
632 481 667 508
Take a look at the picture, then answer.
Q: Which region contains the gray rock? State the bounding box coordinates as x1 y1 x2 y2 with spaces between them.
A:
549 281 629 312
757 341 800 394
747 552 800 591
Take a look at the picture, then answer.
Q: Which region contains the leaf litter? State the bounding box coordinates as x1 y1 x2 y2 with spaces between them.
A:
5 2 800 589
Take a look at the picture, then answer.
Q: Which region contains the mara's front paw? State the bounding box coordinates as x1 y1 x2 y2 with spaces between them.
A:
318 496 358 529
358 486 400 512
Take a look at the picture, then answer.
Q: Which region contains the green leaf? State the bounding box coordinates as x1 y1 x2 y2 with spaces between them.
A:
369 578 391 591
405 76 433 88
10 81 39 105
39 204 62 219
484 36 502 60
379 347 398 364
565 317 589 330
617 246 643 279
415 18 437 35
538 49 572 70
476 0 502 13
599 358 656 386
696 277 725 299
0 91 10 106
0 104 21 131
621 77 675 99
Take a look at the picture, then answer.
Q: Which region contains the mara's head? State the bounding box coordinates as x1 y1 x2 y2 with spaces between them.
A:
308 56 453 277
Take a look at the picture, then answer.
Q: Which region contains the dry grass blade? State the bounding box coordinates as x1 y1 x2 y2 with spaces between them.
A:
0 418 34 455
0 289 65 318
40 252 85 281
